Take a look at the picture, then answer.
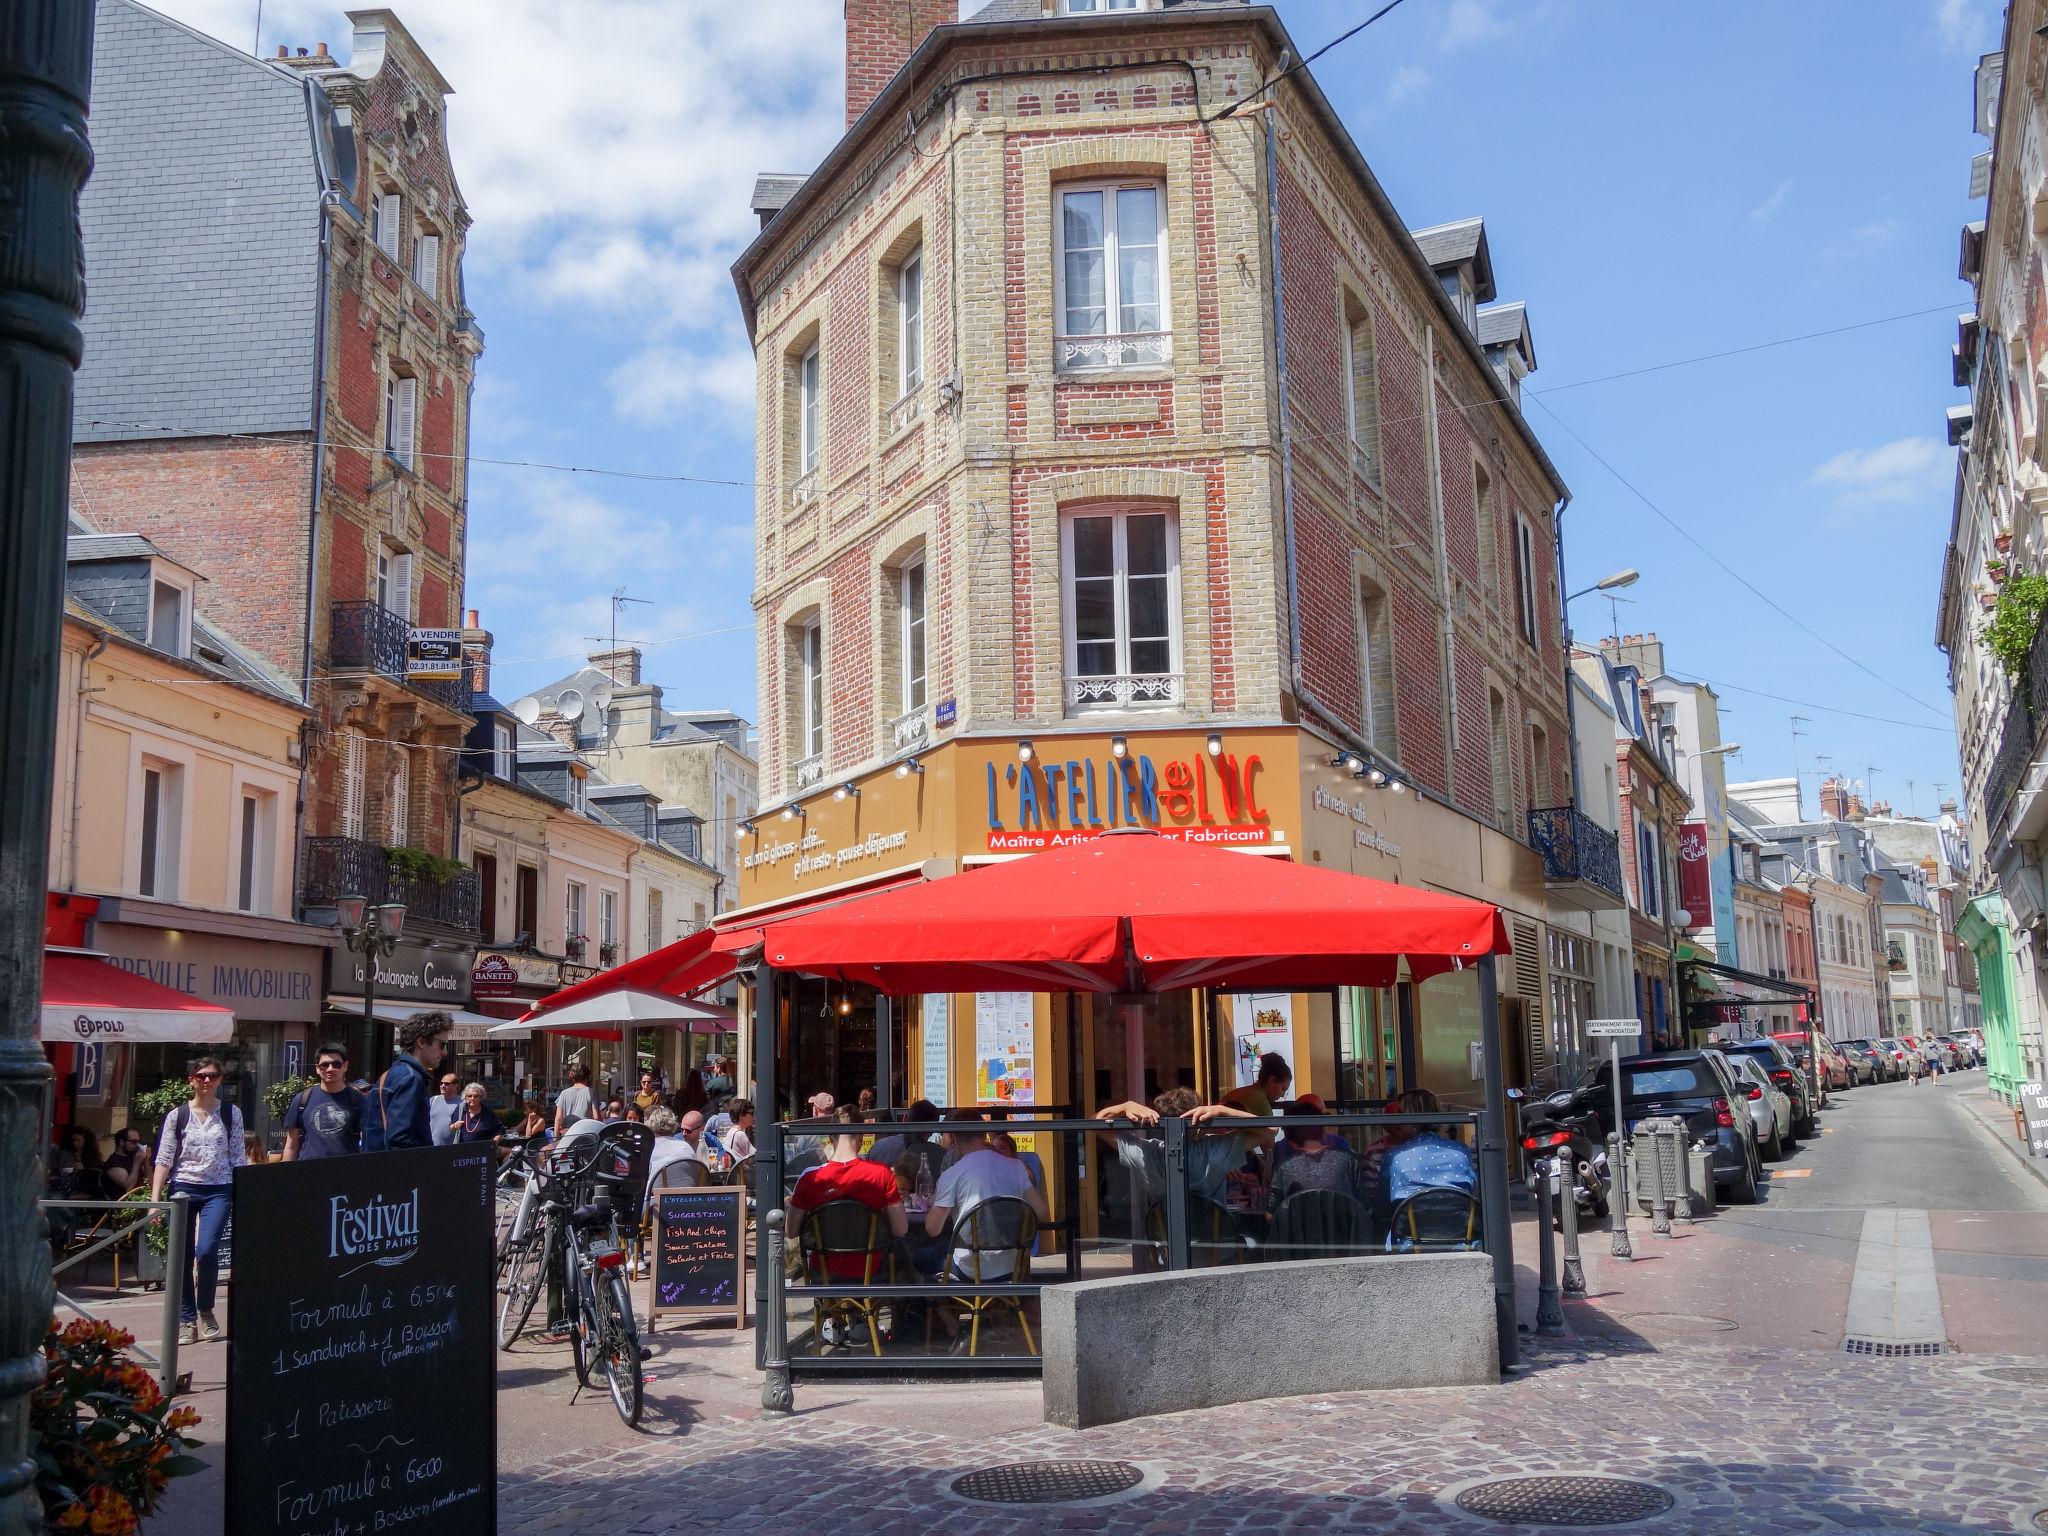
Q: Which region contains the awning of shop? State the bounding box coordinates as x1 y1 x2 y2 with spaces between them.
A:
763 828 1510 994
489 989 737 1041
41 950 235 1044
324 997 510 1041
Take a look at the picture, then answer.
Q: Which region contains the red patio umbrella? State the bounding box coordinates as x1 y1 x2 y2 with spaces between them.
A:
762 829 1509 994
520 925 758 1022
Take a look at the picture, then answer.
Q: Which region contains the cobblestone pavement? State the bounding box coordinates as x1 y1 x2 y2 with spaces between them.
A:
500 1340 2048 1535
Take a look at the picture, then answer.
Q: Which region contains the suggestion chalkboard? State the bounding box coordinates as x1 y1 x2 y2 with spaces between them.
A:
647 1186 746 1329
2021 1081 2048 1159
226 1143 495 1536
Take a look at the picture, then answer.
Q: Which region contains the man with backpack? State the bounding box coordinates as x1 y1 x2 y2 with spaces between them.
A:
281 1042 366 1160
364 1012 453 1152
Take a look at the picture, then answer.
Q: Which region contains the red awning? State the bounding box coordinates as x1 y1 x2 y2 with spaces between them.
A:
762 829 1510 994
40 950 235 1044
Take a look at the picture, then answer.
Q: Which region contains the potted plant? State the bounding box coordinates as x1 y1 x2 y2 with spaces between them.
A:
31 1317 204 1531
1985 568 2048 675
1996 530 2014 554
598 939 620 966
564 934 587 962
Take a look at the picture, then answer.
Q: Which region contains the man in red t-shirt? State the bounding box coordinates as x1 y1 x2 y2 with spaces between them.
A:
789 1104 909 1279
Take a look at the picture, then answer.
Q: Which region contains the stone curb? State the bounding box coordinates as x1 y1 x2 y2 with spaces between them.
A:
1950 1084 2048 1195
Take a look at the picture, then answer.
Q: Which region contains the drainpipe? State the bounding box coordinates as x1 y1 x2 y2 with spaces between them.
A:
68 634 108 889
1424 325 1457 769
1552 494 1578 811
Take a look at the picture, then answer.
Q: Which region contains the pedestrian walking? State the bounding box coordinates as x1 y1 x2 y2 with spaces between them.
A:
148 1055 247 1344
1907 1049 1925 1085
365 1012 454 1151
281 1043 367 1160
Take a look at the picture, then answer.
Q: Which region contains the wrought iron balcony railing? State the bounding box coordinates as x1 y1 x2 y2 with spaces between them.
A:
1065 671 1182 712
1527 806 1626 903
302 836 481 936
1986 698 2035 831
329 601 469 715
1056 330 1172 371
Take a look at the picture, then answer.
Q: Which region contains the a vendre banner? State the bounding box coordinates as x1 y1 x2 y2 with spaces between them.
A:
1678 821 1713 928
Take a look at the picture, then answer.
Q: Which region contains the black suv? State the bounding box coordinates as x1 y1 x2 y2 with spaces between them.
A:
1716 1036 1815 1141
1580 1048 1763 1204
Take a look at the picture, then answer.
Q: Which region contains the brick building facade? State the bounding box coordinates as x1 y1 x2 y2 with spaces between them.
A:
727 0 1596 1110
71 5 483 949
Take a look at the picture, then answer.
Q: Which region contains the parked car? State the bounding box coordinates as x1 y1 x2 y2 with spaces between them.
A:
1815 1034 1853 1092
1581 1048 1763 1204
1721 1036 1814 1141
1773 1031 1845 1101
1879 1038 1914 1077
1727 1054 1793 1161
1936 1034 1978 1068
1836 1038 1883 1085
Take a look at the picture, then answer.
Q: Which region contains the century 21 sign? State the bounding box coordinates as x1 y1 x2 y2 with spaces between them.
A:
984 748 1271 850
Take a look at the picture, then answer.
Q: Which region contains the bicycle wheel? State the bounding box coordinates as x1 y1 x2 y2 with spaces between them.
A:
494 1180 525 1265
570 1262 599 1388
599 1270 643 1427
497 1230 544 1349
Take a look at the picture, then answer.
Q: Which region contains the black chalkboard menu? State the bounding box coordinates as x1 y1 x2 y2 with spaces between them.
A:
648 1186 746 1329
226 1143 496 1536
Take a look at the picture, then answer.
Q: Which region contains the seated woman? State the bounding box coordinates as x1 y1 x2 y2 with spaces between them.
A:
1366 1088 1477 1227
1265 1101 1366 1214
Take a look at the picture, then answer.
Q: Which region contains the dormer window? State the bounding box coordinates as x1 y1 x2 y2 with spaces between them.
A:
149 574 191 658
569 767 588 814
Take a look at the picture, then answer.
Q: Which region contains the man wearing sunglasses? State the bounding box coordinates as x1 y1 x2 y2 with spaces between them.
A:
148 1056 247 1343
281 1044 366 1161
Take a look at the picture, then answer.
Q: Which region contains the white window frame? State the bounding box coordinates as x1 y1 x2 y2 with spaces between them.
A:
387 749 410 846
568 768 588 814
566 880 586 947
799 616 825 759
372 190 401 260
1342 305 1382 482
385 373 417 469
149 573 191 659
137 760 181 899
1060 0 1140 12
236 788 275 914
1512 512 1539 647
600 889 619 949
376 542 413 621
900 557 927 714
491 721 514 780
412 229 440 298
798 344 821 476
1054 179 1170 371
340 729 367 841
898 249 924 399
1059 506 1182 705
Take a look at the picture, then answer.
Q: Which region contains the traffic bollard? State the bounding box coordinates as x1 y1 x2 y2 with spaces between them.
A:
1607 1132 1633 1261
1560 1160 1586 1295
1534 1163 1564 1335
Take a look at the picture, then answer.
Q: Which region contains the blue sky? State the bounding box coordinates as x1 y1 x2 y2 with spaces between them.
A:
157 0 1996 816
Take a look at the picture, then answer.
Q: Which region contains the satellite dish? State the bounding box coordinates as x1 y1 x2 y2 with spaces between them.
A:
554 686 584 721
511 696 541 726
589 686 614 718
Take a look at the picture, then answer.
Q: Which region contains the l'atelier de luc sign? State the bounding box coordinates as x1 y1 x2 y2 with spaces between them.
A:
984 748 1273 850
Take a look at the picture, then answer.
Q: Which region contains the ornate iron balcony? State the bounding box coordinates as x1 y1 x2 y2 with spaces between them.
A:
1986 699 2034 829
330 601 470 715
890 708 930 752
1056 330 1172 371
1527 806 1626 904
1064 671 1182 712
302 835 481 936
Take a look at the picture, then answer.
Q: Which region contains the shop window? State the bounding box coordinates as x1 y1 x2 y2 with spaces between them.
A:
1055 181 1168 370
1060 506 1180 711
138 760 182 899
475 851 499 943
1357 575 1395 756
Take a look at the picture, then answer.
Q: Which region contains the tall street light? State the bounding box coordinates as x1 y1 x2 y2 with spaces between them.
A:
0 9 94 1532
1565 568 1640 602
337 896 409 1056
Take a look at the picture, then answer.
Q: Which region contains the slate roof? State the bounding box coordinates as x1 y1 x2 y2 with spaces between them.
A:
66 582 301 707
76 0 323 443
1475 300 1533 367
67 533 201 573
751 174 808 220
514 664 742 749
1409 216 1497 303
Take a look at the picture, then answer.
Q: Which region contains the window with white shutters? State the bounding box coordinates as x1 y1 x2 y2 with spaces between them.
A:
378 544 412 621
385 374 417 468
1512 513 1539 647
341 730 367 840
373 191 402 259
413 232 440 298
387 750 410 845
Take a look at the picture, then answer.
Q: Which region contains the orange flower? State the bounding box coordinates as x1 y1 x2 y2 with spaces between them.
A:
53 1503 89 1531
86 1486 138 1536
166 1406 200 1431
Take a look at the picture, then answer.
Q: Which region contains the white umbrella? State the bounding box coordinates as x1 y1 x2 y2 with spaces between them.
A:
488 988 734 1037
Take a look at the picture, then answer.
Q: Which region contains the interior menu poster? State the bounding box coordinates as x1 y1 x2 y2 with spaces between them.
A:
973 991 1034 1105
226 1142 496 1536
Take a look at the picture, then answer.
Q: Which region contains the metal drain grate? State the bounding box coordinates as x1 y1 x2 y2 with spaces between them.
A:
1843 1337 1943 1356
1985 1366 2048 1386
949 1460 1145 1506
1454 1476 1674 1526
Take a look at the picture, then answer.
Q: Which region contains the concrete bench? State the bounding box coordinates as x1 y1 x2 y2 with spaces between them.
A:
1041 1252 1497 1428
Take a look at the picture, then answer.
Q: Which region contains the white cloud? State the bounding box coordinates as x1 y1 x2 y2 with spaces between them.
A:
1934 0 1992 53
1748 178 1794 225
1808 437 1950 504
1384 64 1434 109
1441 0 1509 50
608 344 759 428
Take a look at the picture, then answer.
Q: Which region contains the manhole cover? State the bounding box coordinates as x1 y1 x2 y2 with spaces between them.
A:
1985 1366 2048 1386
1455 1476 1674 1526
949 1460 1145 1506
2033 1508 2048 1533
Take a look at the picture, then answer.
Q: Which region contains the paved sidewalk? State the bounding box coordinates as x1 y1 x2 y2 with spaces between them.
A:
1950 1080 2048 1195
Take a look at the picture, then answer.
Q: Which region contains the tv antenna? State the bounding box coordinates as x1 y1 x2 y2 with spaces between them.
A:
1789 715 1811 807
1864 763 1882 813
584 587 653 655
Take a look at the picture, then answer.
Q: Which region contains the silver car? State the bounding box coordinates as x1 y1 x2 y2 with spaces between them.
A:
1729 1054 1793 1162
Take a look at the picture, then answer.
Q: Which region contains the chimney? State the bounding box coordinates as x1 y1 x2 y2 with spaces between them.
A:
1597 630 1666 679
589 645 641 688
1940 796 1960 817
1820 776 1848 820
844 0 955 128
280 41 333 69
537 710 578 750
461 608 492 698
612 681 665 749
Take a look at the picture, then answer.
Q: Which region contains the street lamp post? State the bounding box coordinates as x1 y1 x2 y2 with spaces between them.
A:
0 10 95 1532
1565 568 1640 603
337 896 408 1058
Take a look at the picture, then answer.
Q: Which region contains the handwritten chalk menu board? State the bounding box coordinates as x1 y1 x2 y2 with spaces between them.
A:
648 1186 745 1328
2022 1081 2048 1159
226 1144 495 1536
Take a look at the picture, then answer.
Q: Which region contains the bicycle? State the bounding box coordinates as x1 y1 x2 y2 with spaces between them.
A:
493 1130 549 1279
496 1121 653 1427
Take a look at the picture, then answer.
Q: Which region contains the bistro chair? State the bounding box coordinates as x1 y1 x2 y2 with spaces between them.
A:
939 1197 1039 1357
1187 1195 1249 1267
1267 1188 1371 1262
1384 1187 1481 1253
636 1157 708 1267
794 1199 892 1357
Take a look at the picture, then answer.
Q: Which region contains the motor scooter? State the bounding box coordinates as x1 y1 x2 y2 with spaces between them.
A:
1514 1084 1610 1226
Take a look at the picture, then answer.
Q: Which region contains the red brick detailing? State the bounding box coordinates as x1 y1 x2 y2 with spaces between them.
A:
1132 84 1159 109
1201 376 1223 434
825 261 871 480
1053 378 1174 439
826 534 879 767
843 0 955 128
417 568 451 631
1169 81 1195 107
336 291 379 436
1054 89 1081 114
1193 132 1219 367
422 505 451 559
1391 585 1446 797
1008 385 1030 441
1203 460 1233 710
1017 92 1042 117
332 442 371 498
1093 88 1119 111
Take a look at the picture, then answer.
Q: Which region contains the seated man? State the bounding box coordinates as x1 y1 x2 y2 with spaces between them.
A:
788 1105 908 1276
645 1108 707 1187
1097 1090 1257 1206
923 1114 1048 1279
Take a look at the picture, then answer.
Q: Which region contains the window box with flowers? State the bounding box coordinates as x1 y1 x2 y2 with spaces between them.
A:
598 939 620 966
564 934 588 963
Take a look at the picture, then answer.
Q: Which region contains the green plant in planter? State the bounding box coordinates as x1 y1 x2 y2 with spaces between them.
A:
262 1074 316 1122
130 1079 193 1131
385 845 469 885
1985 569 2048 678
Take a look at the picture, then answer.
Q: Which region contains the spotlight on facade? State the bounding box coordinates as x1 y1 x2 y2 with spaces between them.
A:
738 819 758 837
1367 769 1388 787
781 803 804 823
1017 739 1035 762
1333 752 1364 774
1388 780 1408 795
1205 733 1224 757
895 757 924 778
835 782 860 801
1111 736 1129 759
